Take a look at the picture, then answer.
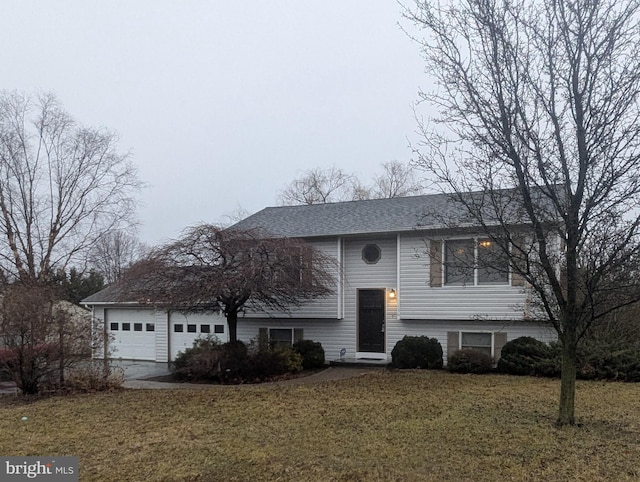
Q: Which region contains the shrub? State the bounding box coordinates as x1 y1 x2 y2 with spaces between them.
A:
246 346 303 381
448 349 494 374
0 343 60 394
172 336 231 382
497 336 640 381
391 336 443 369
497 336 560 377
576 341 640 382
293 340 325 370
171 337 305 384
64 361 125 392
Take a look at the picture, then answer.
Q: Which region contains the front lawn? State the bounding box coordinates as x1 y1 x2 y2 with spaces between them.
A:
1 371 638 481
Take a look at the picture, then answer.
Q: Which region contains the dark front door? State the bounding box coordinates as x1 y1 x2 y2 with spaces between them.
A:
358 289 385 353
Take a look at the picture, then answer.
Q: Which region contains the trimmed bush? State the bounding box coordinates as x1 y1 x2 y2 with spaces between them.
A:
497 336 640 382
497 336 560 377
391 336 443 369
576 341 640 382
172 336 305 383
172 336 229 382
448 349 494 374
293 339 325 370
247 346 303 380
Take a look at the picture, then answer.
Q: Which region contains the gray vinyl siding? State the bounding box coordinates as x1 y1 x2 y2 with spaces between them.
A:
238 236 399 360
154 310 169 362
398 234 528 320
243 238 341 319
236 318 355 361
385 319 556 365
343 237 397 354
343 237 397 293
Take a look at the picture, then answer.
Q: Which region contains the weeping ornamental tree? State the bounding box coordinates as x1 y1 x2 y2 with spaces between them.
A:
123 224 335 345
406 0 640 426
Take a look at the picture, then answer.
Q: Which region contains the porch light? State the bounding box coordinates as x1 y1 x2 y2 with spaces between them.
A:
388 289 396 299
479 240 492 248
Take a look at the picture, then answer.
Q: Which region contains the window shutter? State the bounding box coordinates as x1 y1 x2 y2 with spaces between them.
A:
493 332 507 362
511 235 525 287
511 273 525 287
447 331 459 364
258 327 268 350
294 328 304 343
430 240 443 287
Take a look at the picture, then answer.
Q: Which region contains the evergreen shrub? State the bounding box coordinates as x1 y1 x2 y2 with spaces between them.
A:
292 339 326 370
448 349 494 374
391 336 443 369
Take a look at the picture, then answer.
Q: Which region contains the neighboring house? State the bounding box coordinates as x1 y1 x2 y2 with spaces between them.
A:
83 193 557 363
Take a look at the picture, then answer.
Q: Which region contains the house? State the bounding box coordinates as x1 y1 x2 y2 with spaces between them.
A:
83 192 556 363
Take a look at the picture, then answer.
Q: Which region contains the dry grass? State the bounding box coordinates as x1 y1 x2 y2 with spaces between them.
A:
1 371 639 481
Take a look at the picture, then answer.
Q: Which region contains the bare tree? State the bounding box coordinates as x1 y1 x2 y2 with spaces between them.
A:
0 91 140 283
278 166 366 205
123 224 335 345
371 160 424 198
89 231 148 285
406 0 640 426
0 283 94 394
278 162 426 205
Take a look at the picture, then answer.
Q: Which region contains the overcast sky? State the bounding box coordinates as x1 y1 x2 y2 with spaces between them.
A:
1 1 429 246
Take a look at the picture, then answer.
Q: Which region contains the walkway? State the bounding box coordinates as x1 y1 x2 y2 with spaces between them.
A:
122 366 379 389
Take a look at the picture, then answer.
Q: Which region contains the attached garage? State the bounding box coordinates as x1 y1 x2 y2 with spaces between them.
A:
169 311 228 360
105 308 158 361
99 308 229 362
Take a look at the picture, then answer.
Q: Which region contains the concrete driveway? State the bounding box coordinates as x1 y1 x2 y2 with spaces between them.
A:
109 359 172 380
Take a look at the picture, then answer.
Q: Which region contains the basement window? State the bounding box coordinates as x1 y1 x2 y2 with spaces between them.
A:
269 328 294 347
461 332 492 356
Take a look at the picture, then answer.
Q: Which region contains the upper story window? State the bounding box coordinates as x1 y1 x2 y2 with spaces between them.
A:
362 244 381 264
444 238 509 286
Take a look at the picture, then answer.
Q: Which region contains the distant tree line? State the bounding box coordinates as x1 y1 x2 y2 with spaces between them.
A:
278 160 424 205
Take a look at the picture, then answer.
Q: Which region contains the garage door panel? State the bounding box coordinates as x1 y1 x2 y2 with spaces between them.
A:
170 312 228 360
106 309 157 360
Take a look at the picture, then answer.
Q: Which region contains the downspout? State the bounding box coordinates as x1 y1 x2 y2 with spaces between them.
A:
337 237 343 319
167 310 172 363
396 233 401 320
102 308 109 381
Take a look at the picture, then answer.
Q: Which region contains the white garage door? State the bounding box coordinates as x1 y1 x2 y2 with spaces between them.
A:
169 312 228 361
106 309 157 361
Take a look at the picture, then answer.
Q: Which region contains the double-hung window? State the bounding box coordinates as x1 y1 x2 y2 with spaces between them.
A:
444 238 509 286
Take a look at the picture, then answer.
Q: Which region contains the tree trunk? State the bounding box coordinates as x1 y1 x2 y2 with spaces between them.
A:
557 327 577 426
103 318 109 382
58 315 65 386
227 311 238 346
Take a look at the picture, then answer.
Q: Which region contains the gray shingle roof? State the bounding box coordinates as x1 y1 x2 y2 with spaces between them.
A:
230 193 468 238
81 282 142 304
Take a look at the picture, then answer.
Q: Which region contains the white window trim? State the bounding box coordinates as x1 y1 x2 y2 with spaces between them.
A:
459 331 495 358
442 237 510 287
268 327 294 346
